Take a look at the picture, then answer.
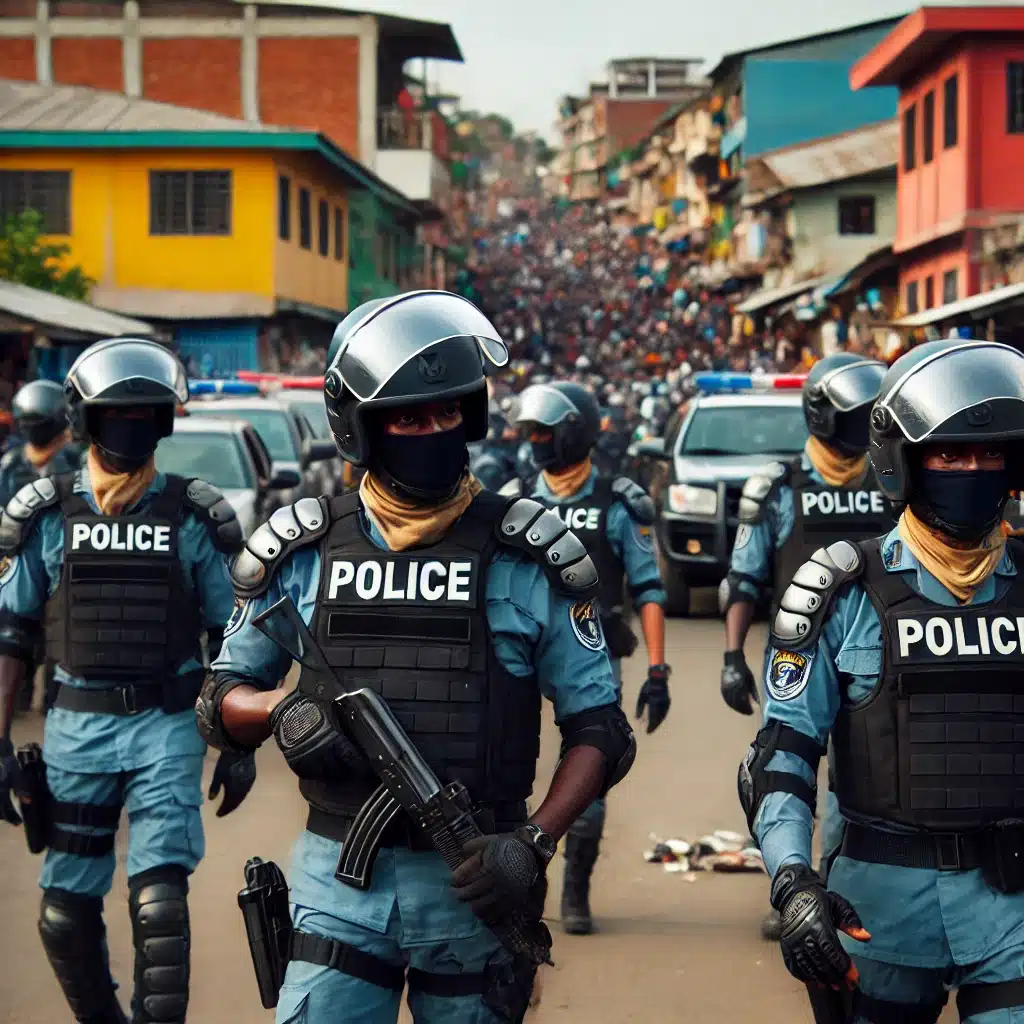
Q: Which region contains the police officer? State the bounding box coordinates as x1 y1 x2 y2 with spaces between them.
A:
509 381 669 936
197 291 635 1024
0 338 255 1024
740 339 1024 1022
468 405 519 492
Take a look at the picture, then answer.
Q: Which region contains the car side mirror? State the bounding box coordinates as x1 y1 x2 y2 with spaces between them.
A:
269 468 301 490
628 437 668 460
302 439 337 468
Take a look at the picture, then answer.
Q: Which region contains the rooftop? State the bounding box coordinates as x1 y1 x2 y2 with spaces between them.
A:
851 6 1024 90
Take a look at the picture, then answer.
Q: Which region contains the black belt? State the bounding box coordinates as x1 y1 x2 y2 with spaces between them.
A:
842 822 986 871
53 683 163 716
958 979 1024 1017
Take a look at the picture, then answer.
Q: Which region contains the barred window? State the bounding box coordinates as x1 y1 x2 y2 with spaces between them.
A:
0 170 71 234
278 175 291 241
299 187 311 250
334 207 344 261
150 170 231 235
318 199 329 257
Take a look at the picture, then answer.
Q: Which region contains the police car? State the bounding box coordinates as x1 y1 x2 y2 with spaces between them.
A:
636 372 809 615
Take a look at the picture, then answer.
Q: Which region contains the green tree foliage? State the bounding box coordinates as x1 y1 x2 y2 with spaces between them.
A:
0 209 93 300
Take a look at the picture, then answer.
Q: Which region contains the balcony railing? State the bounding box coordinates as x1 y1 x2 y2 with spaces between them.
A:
378 109 450 163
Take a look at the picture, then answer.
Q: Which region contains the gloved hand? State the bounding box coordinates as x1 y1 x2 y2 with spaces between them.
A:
721 649 759 715
208 751 256 817
635 664 671 733
0 737 23 826
269 690 369 781
450 831 548 925
771 862 871 989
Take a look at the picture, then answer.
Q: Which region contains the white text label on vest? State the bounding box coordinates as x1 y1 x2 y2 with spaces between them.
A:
328 559 473 602
801 490 885 517
896 615 1024 658
70 522 171 553
554 507 601 531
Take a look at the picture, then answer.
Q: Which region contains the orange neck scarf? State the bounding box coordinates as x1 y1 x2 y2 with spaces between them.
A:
898 506 1006 604
87 447 157 517
542 457 593 499
24 430 71 469
805 437 869 488
360 471 482 552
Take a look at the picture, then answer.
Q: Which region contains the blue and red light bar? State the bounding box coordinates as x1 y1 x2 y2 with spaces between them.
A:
234 371 325 390
692 372 807 395
188 379 263 396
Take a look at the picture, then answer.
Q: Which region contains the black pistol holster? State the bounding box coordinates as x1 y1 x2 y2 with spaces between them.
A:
238 857 292 1009
16 742 50 854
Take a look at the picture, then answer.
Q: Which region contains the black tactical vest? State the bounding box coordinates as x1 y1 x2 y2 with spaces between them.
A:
298 491 541 829
774 460 893 597
832 538 1024 831
44 474 203 687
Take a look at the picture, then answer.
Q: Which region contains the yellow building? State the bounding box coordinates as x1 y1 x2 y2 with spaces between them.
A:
0 78 420 370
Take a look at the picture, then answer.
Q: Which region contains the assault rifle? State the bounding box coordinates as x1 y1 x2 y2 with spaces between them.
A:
251 597 553 968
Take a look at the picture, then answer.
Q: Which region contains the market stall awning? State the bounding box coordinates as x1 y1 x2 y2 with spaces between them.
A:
0 280 158 340
736 273 834 314
825 245 895 297
894 281 1024 328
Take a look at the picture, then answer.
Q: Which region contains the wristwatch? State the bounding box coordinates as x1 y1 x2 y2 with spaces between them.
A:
515 823 557 866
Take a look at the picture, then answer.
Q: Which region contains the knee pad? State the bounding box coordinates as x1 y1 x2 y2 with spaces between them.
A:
128 866 190 1023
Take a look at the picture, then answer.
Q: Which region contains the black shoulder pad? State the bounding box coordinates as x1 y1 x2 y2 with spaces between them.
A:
183 479 244 554
0 477 60 554
738 462 788 524
231 498 329 598
611 476 654 525
495 497 599 598
497 478 523 498
769 541 864 652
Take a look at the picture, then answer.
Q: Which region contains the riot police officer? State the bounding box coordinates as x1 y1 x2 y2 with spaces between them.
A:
0 338 255 1024
509 381 669 936
468 405 519 492
197 291 635 1024
740 340 1024 1022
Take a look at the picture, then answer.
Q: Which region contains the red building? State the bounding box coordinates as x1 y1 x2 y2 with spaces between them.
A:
851 6 1024 315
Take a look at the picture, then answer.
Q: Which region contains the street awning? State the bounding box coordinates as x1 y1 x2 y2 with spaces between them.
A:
825 246 896 298
0 280 157 340
895 281 1024 328
736 273 834 314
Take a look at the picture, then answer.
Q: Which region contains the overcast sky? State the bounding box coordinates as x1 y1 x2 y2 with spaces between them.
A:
264 1 1011 141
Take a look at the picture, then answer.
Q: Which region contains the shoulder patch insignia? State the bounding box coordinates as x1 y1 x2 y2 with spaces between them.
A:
734 523 752 550
634 523 654 552
569 598 605 652
0 554 16 586
882 539 903 569
223 595 250 638
766 649 813 702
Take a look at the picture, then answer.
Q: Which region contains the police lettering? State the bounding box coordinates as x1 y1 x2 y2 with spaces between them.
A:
895 613 1024 661
327 558 474 602
801 490 885 517
554 506 601 531
69 521 171 553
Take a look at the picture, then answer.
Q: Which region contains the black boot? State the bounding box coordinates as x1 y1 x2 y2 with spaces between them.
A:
38 889 129 1023
561 832 601 935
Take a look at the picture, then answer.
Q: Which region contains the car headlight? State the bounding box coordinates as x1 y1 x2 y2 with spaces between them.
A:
668 484 717 516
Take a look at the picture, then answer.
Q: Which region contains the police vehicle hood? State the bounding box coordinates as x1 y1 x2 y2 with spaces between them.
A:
674 451 796 487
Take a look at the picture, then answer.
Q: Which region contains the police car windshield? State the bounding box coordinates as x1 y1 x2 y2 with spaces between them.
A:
680 407 808 457
155 433 252 490
282 393 330 437
196 408 297 461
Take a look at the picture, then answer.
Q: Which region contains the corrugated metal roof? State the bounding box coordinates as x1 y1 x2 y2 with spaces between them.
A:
0 280 157 340
0 79 290 133
736 273 835 314
895 281 1024 328
751 119 898 191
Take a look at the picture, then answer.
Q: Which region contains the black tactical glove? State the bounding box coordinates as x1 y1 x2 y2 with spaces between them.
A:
635 664 671 733
450 830 549 926
721 649 759 715
208 751 257 817
269 690 370 781
0 737 23 826
770 862 870 989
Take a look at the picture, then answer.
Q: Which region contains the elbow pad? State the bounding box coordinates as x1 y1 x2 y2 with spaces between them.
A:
558 702 636 797
195 670 261 754
0 611 41 663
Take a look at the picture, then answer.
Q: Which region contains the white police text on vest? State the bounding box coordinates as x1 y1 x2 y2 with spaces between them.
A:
801 490 885 517
553 506 601 531
328 558 474 602
896 614 1024 660
70 522 171 553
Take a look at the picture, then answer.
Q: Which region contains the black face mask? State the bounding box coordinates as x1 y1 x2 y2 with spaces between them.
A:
93 414 161 473
374 424 468 504
530 438 558 470
831 406 871 458
20 418 65 448
912 468 1010 541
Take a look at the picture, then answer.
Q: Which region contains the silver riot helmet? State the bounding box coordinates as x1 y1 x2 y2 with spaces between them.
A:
65 338 189 472
513 381 601 471
12 379 68 447
323 290 508 503
802 352 887 456
870 339 1024 539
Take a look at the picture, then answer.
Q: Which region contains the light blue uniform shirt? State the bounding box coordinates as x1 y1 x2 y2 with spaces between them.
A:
755 528 1024 967
0 468 237 773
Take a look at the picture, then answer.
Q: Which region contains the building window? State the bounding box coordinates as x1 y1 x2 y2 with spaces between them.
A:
838 196 876 236
334 207 344 261
924 275 934 309
943 268 959 304
906 280 919 315
922 91 935 163
150 170 231 236
1009 62 1024 133
278 175 291 241
0 170 71 234
318 199 329 257
298 187 311 250
903 104 917 171
944 74 959 149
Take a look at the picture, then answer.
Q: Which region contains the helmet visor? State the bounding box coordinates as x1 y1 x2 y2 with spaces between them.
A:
68 340 188 405
820 360 886 412
513 385 581 427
